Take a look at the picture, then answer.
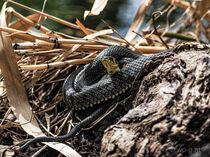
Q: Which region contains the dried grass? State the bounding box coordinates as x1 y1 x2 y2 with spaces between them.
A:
0 0 208 156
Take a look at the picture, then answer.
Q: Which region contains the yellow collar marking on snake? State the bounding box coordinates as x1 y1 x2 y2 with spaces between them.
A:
101 56 120 76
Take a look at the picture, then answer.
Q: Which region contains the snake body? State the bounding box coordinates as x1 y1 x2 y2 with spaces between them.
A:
20 46 173 150
63 46 172 110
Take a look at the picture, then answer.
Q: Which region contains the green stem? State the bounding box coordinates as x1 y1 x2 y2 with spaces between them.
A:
144 30 207 44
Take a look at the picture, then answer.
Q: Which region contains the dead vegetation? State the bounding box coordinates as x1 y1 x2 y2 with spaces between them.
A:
0 0 209 156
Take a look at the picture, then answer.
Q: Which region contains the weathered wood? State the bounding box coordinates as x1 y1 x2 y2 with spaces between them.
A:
101 43 210 157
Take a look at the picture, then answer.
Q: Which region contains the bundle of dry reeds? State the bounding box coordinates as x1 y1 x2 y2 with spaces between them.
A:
0 0 209 156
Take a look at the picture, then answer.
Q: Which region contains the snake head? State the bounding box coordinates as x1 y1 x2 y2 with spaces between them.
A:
101 56 120 76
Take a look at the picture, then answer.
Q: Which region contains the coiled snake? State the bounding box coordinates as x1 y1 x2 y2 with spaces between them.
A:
21 46 173 150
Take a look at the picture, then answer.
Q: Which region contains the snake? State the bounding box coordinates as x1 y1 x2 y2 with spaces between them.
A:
20 46 173 150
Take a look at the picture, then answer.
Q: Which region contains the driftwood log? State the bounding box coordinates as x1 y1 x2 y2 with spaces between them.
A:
100 43 210 157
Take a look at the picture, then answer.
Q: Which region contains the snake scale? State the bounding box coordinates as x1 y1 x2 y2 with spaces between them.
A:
20 46 173 150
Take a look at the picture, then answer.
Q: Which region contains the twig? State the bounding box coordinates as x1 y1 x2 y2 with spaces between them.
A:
101 19 133 47
152 11 169 49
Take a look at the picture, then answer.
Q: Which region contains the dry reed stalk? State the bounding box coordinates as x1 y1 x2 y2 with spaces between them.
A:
14 49 66 55
9 12 46 30
3 0 128 43
0 2 81 156
13 41 168 54
10 12 62 38
20 58 94 70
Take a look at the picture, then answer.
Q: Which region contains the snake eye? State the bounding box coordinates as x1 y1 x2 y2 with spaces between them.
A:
109 57 115 62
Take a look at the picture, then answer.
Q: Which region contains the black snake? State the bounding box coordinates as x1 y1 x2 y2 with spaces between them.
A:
20 46 173 150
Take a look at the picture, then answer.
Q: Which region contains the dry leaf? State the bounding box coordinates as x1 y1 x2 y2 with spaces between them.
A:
0 145 15 157
125 0 153 42
195 0 210 42
162 0 210 20
84 0 108 20
195 0 209 20
0 2 81 157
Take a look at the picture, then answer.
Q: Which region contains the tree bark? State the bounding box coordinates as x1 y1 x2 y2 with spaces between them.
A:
100 43 210 157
